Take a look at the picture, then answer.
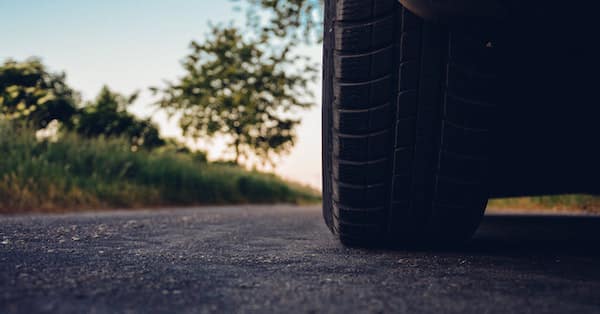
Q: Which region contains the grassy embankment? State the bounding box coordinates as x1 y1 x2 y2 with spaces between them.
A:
488 195 600 214
0 125 320 214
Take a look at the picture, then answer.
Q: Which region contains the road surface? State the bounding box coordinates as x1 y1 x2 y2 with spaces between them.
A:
1 205 600 313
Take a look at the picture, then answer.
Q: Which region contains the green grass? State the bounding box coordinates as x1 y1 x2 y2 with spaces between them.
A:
488 195 600 213
0 124 320 214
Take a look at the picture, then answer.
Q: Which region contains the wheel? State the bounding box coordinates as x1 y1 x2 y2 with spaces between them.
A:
322 0 499 246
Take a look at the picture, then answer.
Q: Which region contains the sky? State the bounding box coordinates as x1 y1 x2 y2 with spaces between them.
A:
0 0 323 189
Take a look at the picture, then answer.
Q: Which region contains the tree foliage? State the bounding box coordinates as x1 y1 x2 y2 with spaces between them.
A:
238 0 323 44
154 26 316 165
73 86 164 150
0 58 78 129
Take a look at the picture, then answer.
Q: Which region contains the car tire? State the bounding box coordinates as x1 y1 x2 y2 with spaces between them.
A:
322 0 499 246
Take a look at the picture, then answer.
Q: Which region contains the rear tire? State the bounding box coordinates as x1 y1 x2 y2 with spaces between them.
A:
322 0 499 246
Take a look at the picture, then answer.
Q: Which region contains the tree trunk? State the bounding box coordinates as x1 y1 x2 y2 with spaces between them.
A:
234 138 240 164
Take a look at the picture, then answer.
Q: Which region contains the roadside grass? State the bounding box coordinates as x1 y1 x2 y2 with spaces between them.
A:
0 124 320 214
488 195 600 214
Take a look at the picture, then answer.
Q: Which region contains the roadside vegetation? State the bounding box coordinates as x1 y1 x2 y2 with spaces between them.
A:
488 195 600 214
0 123 319 214
0 2 322 214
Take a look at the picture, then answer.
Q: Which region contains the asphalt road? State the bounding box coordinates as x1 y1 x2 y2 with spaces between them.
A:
1 206 600 314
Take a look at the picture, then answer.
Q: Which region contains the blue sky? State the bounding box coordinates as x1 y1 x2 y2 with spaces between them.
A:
0 0 323 188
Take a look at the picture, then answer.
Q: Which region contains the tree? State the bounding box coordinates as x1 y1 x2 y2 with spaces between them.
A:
154 26 315 165
238 0 323 44
74 86 164 150
238 0 323 42
0 58 78 129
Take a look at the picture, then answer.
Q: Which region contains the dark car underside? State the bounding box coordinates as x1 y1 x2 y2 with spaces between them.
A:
401 0 600 198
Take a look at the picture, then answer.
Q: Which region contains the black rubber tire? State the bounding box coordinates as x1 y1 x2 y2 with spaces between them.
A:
322 0 499 246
